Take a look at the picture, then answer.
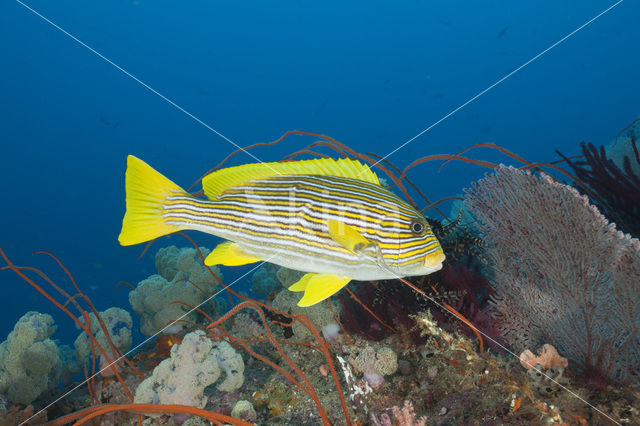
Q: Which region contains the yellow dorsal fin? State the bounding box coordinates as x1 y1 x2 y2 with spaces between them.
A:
295 273 351 307
327 219 375 254
202 158 380 200
204 241 262 266
118 155 188 246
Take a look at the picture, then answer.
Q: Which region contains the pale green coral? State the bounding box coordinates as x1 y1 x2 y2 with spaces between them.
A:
74 307 132 361
0 312 64 404
155 245 181 281
231 400 257 422
251 263 282 295
134 331 244 410
130 246 223 336
276 266 305 287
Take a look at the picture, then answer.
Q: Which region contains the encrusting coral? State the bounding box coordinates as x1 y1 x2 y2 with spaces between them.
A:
353 345 398 388
520 344 568 371
129 246 223 336
230 400 257 422
520 344 570 397
134 331 244 410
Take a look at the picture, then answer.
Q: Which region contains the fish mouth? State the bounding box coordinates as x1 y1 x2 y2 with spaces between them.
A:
423 248 445 269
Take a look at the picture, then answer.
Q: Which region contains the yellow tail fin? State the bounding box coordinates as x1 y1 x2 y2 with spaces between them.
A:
118 155 188 246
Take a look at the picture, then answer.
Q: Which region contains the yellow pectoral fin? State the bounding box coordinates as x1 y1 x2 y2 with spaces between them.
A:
205 241 262 266
327 219 374 254
296 274 351 307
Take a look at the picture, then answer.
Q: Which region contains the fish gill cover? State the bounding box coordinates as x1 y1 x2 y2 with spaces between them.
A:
1 0 639 425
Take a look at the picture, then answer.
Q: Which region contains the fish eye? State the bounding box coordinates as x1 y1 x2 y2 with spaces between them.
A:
411 220 427 235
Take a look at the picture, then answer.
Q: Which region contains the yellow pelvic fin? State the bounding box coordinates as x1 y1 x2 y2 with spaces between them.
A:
327 219 375 254
295 273 351 307
202 157 380 200
205 241 262 266
118 155 188 246
288 273 312 292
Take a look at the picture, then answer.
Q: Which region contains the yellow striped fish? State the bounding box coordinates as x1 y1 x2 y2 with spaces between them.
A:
118 155 445 306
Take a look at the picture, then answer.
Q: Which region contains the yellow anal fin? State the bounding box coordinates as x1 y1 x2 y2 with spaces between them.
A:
327 219 375 254
118 155 188 246
295 273 351 307
205 241 262 266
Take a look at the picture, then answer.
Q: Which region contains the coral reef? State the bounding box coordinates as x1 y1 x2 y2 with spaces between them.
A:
134 331 244 409
389 401 427 426
5 131 640 425
339 261 495 353
229 312 267 342
464 165 640 385
74 307 132 362
526 362 570 398
231 400 257 422
520 344 568 371
271 287 340 341
251 263 282 296
353 345 398 388
276 266 305 287
0 403 48 426
129 246 223 336
520 344 570 397
339 279 425 343
0 312 62 404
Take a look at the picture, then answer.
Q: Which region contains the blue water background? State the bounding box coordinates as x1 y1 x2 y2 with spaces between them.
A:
1 0 639 346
